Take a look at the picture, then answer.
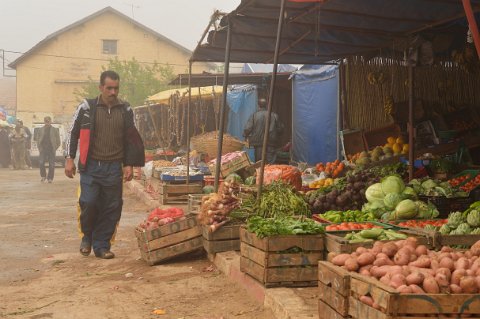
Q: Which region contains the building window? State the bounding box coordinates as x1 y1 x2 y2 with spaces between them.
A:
102 40 117 54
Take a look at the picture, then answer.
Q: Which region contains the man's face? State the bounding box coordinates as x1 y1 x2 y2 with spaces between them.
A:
99 77 120 105
44 119 51 126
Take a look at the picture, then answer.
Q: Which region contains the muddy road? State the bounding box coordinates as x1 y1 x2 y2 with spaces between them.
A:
0 168 272 319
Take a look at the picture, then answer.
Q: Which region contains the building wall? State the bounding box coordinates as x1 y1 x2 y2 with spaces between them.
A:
15 11 211 128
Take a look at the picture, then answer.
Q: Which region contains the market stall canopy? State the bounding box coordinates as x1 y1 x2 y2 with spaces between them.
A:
169 72 292 87
191 0 480 64
146 86 224 105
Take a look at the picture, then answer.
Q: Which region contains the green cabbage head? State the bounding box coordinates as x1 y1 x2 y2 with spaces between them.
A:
365 183 384 203
381 176 405 195
383 193 403 210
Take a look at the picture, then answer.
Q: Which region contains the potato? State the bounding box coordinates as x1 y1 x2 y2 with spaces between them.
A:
436 268 452 281
372 265 392 278
451 269 467 285
455 257 470 270
430 259 439 271
373 241 384 250
467 269 475 276
460 276 478 293
406 271 425 285
441 246 454 253
380 274 391 285
415 245 428 256
409 254 418 262
423 277 440 293
357 252 375 266
394 251 411 266
450 284 463 293
356 246 368 254
475 276 480 290
332 253 351 266
409 256 431 269
382 242 398 257
374 258 394 267
390 273 406 289
409 284 425 293
327 252 338 262
439 257 455 271
394 240 406 249
465 251 472 259
344 257 360 272
376 252 390 260
389 265 403 275
359 268 371 277
435 273 450 288
396 284 413 294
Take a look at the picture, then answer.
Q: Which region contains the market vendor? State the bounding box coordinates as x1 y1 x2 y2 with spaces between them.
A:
243 98 284 163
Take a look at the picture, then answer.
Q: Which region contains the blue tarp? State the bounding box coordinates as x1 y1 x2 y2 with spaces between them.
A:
226 84 257 139
292 65 338 165
226 85 258 160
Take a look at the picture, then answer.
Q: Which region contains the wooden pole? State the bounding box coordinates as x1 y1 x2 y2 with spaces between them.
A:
214 20 232 192
257 0 287 199
462 0 480 59
186 61 192 185
408 64 415 181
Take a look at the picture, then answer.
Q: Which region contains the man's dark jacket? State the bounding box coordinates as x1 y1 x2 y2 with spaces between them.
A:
66 97 145 172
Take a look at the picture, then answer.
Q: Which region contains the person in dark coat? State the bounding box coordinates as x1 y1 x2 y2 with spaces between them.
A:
17 120 32 169
0 125 11 168
35 116 61 182
65 70 145 260
243 98 284 163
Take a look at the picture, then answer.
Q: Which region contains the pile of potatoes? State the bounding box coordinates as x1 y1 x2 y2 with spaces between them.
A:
329 238 480 296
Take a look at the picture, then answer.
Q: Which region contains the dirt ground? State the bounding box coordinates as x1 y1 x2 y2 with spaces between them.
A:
0 168 273 319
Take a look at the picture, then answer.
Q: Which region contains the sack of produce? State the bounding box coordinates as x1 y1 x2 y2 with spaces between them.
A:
260 165 302 190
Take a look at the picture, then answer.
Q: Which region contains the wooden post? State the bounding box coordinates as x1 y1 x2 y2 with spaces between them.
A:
408 64 415 181
257 0 287 199
187 61 192 185
462 0 480 59
214 20 232 192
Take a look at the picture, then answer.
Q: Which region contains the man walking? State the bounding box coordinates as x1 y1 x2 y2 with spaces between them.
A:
35 116 61 182
243 98 284 163
65 70 145 259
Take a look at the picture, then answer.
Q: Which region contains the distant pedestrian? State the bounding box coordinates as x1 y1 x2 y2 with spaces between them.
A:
65 70 145 259
9 125 27 170
16 120 32 169
35 116 61 183
0 124 11 168
243 98 284 163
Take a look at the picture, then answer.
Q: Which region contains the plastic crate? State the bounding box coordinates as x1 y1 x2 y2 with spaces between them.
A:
160 173 204 182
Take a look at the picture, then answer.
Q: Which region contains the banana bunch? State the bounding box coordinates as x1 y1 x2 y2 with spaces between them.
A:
367 72 385 85
384 95 394 116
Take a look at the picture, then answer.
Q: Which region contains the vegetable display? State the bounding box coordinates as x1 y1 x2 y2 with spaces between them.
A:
319 210 375 223
246 216 324 238
329 237 480 294
138 207 185 231
325 222 383 231
394 219 448 229
362 175 440 220
439 202 480 235
315 160 345 178
262 165 302 190
460 174 480 192
409 178 468 198
344 228 408 243
257 181 310 218
198 181 241 232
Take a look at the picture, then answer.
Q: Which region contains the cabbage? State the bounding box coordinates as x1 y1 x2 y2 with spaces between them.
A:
402 186 417 199
383 193 403 210
381 176 405 195
415 201 439 219
362 200 386 219
365 183 384 203
394 199 418 219
421 179 437 191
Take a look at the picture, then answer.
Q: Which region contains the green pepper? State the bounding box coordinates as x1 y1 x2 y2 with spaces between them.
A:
384 229 408 240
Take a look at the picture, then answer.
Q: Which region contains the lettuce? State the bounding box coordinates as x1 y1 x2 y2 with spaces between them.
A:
381 176 405 195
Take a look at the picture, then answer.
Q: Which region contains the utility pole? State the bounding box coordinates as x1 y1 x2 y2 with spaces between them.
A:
0 50 16 77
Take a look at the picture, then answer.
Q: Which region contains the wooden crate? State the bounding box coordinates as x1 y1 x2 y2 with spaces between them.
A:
187 193 204 215
202 224 241 254
239 227 324 288
159 182 203 205
325 229 435 254
438 233 480 248
209 152 251 178
318 261 351 317
135 215 203 265
319 300 351 319
348 272 480 319
363 124 401 150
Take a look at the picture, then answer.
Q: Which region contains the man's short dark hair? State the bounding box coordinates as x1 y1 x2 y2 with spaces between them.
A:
100 70 120 85
258 98 267 108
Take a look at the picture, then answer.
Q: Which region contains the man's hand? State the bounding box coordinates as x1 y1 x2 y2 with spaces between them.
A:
123 166 133 182
65 158 76 178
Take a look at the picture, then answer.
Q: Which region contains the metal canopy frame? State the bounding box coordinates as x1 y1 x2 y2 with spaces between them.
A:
184 0 480 190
